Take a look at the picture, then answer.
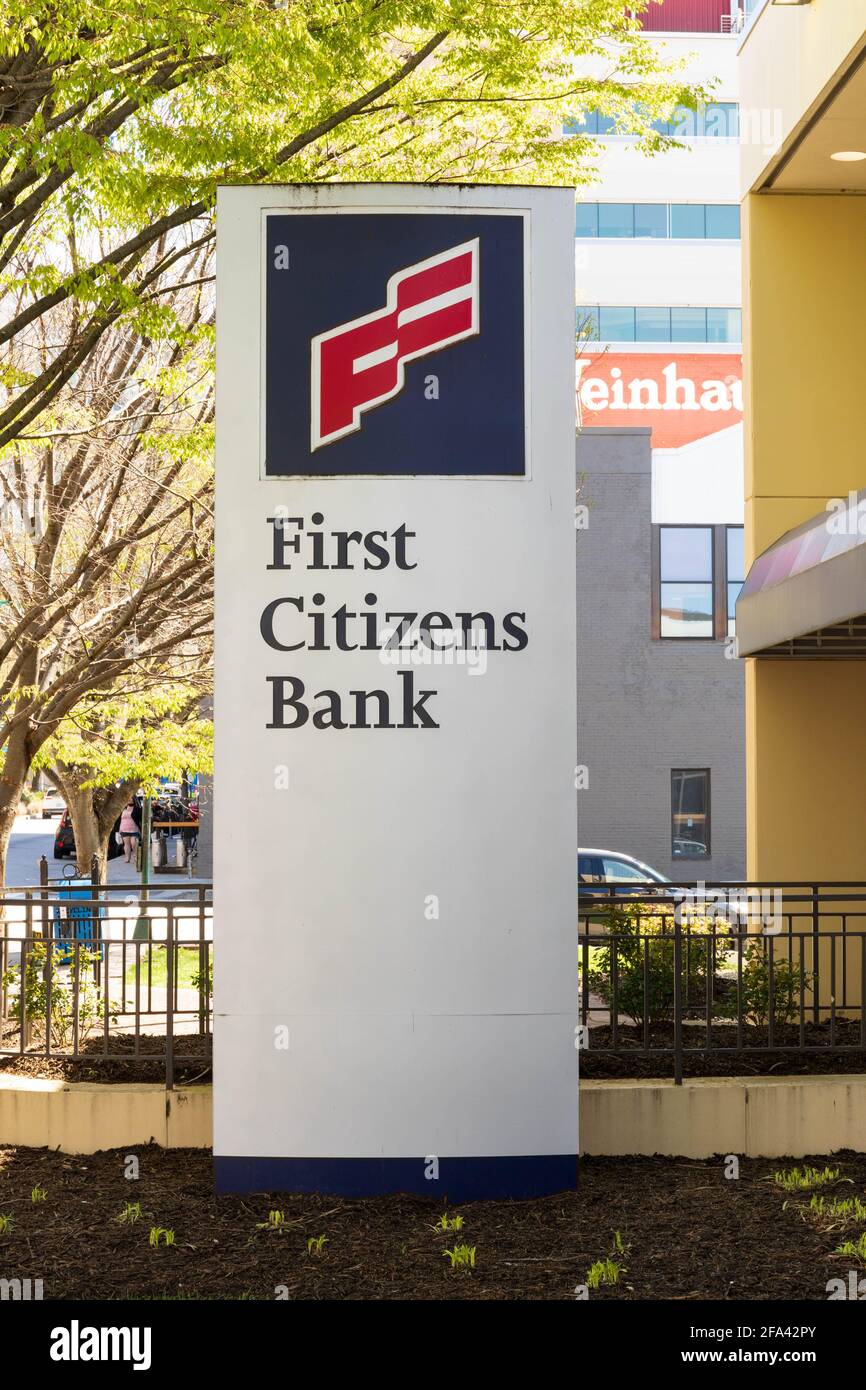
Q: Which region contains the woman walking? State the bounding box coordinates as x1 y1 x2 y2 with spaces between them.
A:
119 799 139 864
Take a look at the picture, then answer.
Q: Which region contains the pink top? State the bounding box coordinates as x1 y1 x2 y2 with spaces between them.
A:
119 810 137 834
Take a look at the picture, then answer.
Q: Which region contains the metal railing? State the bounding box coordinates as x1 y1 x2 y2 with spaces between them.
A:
578 883 866 1083
0 880 212 1089
5 877 866 1091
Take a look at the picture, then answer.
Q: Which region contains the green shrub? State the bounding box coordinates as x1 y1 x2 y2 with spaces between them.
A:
716 940 812 1027
585 902 720 1027
2 939 109 1047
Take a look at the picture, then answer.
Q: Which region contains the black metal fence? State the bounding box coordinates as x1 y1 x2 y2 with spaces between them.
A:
578 883 866 1083
4 878 866 1091
0 881 212 1089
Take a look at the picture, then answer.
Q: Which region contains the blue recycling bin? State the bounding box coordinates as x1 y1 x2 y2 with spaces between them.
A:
51 877 106 964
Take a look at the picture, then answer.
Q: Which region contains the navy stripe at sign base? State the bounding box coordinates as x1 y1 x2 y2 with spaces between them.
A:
214 1155 577 1200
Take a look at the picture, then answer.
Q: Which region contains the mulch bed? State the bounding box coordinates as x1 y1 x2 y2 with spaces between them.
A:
3 1020 866 1085
0 1033 212 1084
4 1023 866 1084
0 1146 863 1300
582 1020 866 1079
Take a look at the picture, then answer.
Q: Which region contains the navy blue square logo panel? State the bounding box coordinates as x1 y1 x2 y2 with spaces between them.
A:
264 212 526 477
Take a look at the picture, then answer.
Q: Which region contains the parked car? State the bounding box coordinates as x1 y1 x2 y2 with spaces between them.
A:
578 848 748 928
53 810 124 861
40 789 65 819
578 849 670 897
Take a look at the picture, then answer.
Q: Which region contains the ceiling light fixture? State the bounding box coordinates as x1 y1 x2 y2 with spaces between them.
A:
830 150 866 162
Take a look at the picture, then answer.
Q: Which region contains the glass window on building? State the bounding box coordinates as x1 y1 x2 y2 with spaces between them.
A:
671 204 706 239
564 112 597 135
703 102 739 138
634 203 668 239
584 306 741 343
659 526 714 638
671 770 711 860
707 307 742 343
598 306 636 341
576 305 600 338
705 204 741 239
635 306 671 342
567 102 739 141
598 203 635 238
574 203 740 241
669 105 698 138
574 203 599 237
727 526 745 637
671 307 708 341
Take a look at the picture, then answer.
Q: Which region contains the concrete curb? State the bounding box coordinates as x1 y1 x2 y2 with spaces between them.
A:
2 1074 865 1158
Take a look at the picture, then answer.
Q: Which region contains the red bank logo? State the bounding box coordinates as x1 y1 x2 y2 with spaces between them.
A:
311 239 479 450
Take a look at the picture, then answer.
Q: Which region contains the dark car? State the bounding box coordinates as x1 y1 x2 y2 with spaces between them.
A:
54 809 124 861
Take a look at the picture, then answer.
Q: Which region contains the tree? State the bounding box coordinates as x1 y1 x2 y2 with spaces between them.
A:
0 1 702 445
0 1 706 884
0 250 213 885
35 685 212 879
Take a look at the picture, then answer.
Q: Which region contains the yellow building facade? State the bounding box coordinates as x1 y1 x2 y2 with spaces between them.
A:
739 0 866 882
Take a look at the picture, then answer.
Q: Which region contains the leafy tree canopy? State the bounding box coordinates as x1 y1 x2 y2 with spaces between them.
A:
0 0 703 446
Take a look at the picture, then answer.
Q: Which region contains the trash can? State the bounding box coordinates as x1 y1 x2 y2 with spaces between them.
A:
51 876 105 964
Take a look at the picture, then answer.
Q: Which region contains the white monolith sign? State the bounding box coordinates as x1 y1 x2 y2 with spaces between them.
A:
214 183 577 1197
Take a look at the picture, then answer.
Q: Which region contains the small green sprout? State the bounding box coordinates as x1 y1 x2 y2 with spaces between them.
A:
584 1231 630 1290
30 1187 47 1203
772 1165 841 1193
431 1213 464 1232
0 1214 12 1235
149 1227 175 1248
115 1202 142 1225
810 1195 866 1224
586 1257 622 1288
443 1244 476 1270
306 1234 328 1256
256 1210 285 1231
836 1233 866 1263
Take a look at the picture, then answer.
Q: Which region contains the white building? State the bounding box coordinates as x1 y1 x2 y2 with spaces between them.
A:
573 0 747 543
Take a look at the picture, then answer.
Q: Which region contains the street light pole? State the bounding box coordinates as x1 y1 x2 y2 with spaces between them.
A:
133 795 151 940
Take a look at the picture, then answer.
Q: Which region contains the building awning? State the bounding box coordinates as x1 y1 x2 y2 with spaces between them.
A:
736 493 866 657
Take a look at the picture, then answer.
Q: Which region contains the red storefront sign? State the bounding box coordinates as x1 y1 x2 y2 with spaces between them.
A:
575 353 743 448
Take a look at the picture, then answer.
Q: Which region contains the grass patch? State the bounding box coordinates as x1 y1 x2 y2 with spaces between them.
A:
124 947 203 990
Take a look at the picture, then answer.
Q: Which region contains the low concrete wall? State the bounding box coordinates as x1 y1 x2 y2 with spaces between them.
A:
2 1075 865 1159
581 1075 866 1158
0 1076 211 1152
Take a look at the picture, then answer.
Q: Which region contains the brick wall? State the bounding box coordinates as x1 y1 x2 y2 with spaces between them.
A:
576 426 746 880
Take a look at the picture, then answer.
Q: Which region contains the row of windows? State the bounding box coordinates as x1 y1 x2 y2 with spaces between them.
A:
578 306 742 344
575 202 740 241
566 102 739 140
654 525 745 641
